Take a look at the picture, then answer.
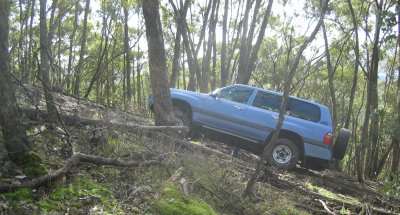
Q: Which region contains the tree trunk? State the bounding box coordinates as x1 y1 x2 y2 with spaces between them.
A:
243 0 329 197
0 0 31 163
220 0 229 87
391 0 400 178
244 0 274 84
322 23 338 132
39 0 58 123
200 0 218 93
345 0 363 182
236 0 252 84
366 0 383 179
66 0 80 94
169 0 190 88
27 0 35 84
124 6 132 109
74 0 90 99
143 0 175 126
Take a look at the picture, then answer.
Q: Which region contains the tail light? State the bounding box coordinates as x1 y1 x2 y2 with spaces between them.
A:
323 132 332 145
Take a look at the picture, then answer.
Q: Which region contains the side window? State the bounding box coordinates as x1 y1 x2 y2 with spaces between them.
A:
252 91 282 112
218 86 254 104
288 99 321 122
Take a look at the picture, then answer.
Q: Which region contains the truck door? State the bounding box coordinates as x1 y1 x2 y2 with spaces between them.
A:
199 85 254 137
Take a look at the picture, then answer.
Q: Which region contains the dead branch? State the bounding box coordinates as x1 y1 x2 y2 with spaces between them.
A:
20 107 188 133
0 153 165 193
317 199 335 215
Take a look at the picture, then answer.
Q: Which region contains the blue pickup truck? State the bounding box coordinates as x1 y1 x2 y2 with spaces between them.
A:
149 84 350 170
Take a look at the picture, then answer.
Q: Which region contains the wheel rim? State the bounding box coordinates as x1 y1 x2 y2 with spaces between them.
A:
175 116 185 126
272 145 292 164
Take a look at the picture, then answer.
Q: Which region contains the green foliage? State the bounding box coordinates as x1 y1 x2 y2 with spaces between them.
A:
154 184 217 215
0 188 34 213
40 177 122 213
0 188 33 202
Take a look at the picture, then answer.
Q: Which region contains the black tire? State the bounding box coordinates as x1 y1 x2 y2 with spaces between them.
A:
173 106 190 127
333 128 351 160
266 138 299 170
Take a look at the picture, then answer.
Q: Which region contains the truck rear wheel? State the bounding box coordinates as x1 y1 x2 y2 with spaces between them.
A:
267 138 299 170
333 128 351 160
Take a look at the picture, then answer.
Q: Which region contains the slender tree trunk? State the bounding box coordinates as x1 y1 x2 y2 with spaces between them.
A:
0 0 31 163
322 23 338 131
74 0 90 99
124 6 132 109
243 0 329 197
66 0 80 94
200 0 218 93
391 0 400 178
244 0 273 84
169 0 189 88
220 0 229 87
143 0 175 126
346 0 362 182
236 0 252 84
27 0 35 83
39 0 58 123
366 0 383 179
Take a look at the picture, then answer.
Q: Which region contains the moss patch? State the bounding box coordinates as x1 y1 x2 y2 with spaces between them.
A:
40 177 121 213
154 184 217 215
22 163 48 178
14 151 43 166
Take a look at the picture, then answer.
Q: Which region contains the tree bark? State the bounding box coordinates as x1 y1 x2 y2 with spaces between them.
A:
143 0 176 126
345 0 363 182
39 0 58 124
200 0 218 93
0 0 31 163
66 0 80 94
322 23 338 131
220 0 229 87
366 0 383 179
169 0 190 88
124 6 132 109
244 0 274 84
236 0 252 84
391 0 400 178
243 0 329 197
74 0 90 99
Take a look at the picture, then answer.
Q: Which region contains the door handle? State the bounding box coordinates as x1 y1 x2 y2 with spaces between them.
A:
234 105 244 110
272 115 279 120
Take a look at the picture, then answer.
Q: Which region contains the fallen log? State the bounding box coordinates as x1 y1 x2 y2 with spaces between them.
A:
20 107 188 133
0 153 164 193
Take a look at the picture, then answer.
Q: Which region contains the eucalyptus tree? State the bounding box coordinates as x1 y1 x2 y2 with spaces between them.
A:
74 0 90 99
243 0 329 197
391 0 400 178
143 0 176 126
39 0 58 123
0 0 31 163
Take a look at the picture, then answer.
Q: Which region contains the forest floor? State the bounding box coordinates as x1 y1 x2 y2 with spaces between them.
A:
0 84 399 214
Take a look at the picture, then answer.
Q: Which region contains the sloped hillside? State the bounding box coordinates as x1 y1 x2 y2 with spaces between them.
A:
0 84 399 214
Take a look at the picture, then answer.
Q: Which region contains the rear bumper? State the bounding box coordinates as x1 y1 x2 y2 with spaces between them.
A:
304 142 332 161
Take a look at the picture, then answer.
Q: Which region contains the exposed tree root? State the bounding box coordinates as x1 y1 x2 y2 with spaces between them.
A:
0 153 164 193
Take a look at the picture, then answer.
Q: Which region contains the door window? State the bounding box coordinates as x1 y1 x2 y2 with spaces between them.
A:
218 86 254 104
